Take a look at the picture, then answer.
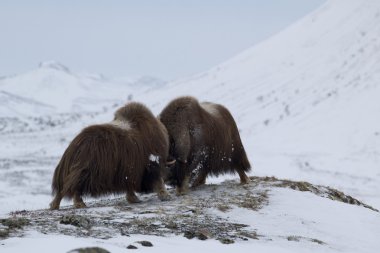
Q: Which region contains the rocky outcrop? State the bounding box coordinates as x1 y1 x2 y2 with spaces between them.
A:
0 177 377 244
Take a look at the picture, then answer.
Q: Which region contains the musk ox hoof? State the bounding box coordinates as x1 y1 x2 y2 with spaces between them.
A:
127 195 142 204
240 178 250 185
238 172 251 185
49 203 59 210
191 182 206 188
176 191 185 196
176 184 190 196
176 189 188 196
158 192 171 201
240 180 250 185
74 202 87 209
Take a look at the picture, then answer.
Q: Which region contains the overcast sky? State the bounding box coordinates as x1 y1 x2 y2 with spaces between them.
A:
0 0 325 80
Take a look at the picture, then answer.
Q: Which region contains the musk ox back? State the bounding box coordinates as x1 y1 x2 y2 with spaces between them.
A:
50 102 170 210
159 96 251 195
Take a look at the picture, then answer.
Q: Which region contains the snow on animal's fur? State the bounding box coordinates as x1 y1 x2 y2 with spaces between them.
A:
159 96 251 194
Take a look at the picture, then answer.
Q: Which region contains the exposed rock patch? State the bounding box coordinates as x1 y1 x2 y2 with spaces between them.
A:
60 215 91 229
1 176 376 246
136 240 153 247
257 176 378 212
67 247 110 253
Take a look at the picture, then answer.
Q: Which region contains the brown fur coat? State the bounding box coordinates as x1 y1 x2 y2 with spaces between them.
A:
159 96 251 194
50 102 170 209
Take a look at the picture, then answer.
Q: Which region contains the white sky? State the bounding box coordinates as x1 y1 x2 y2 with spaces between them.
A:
0 0 325 80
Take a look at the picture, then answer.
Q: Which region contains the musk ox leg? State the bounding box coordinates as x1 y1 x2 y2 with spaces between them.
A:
73 193 87 208
50 193 63 210
126 191 141 204
191 171 207 188
172 160 191 196
237 169 250 184
187 154 208 189
190 157 209 188
126 182 141 203
176 175 190 196
154 178 171 201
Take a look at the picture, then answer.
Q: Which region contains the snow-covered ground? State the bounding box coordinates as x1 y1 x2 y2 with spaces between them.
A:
1 0 380 252
136 0 380 209
1 177 379 253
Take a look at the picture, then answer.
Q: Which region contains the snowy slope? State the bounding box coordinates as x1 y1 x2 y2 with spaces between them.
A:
0 61 121 114
0 0 377 216
1 0 380 252
1 177 379 253
0 91 54 117
0 61 166 115
135 0 380 208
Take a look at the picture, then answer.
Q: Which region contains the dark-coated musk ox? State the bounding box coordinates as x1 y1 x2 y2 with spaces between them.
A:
50 102 171 210
159 96 251 195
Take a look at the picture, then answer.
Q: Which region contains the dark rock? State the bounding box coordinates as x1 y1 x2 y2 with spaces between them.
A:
137 240 153 247
238 231 259 240
196 231 208 240
184 230 209 240
120 229 129 236
0 217 29 229
9 210 28 215
216 204 231 212
67 247 110 253
0 229 10 238
219 238 235 244
310 238 325 245
287 236 300 242
60 215 91 229
165 221 177 229
184 230 195 239
127 245 138 249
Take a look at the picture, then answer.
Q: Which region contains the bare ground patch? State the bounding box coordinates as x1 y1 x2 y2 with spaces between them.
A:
1 176 376 245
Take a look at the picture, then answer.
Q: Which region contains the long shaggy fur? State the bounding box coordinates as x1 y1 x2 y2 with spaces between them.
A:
51 102 169 209
159 96 251 192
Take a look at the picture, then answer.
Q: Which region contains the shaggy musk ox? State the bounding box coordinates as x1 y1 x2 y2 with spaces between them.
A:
159 96 251 195
50 102 171 210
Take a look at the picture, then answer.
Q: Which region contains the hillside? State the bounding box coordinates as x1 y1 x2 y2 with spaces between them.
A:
1 0 380 252
135 0 380 208
0 61 166 115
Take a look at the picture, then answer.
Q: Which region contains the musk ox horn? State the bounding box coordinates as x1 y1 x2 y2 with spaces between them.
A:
166 159 176 165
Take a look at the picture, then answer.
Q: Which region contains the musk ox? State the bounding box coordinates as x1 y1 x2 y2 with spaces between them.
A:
50 102 171 210
159 96 251 195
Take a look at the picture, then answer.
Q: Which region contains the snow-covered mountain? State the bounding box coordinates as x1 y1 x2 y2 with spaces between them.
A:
1 1 380 252
0 61 166 115
142 0 380 152
136 0 380 208
0 0 378 209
